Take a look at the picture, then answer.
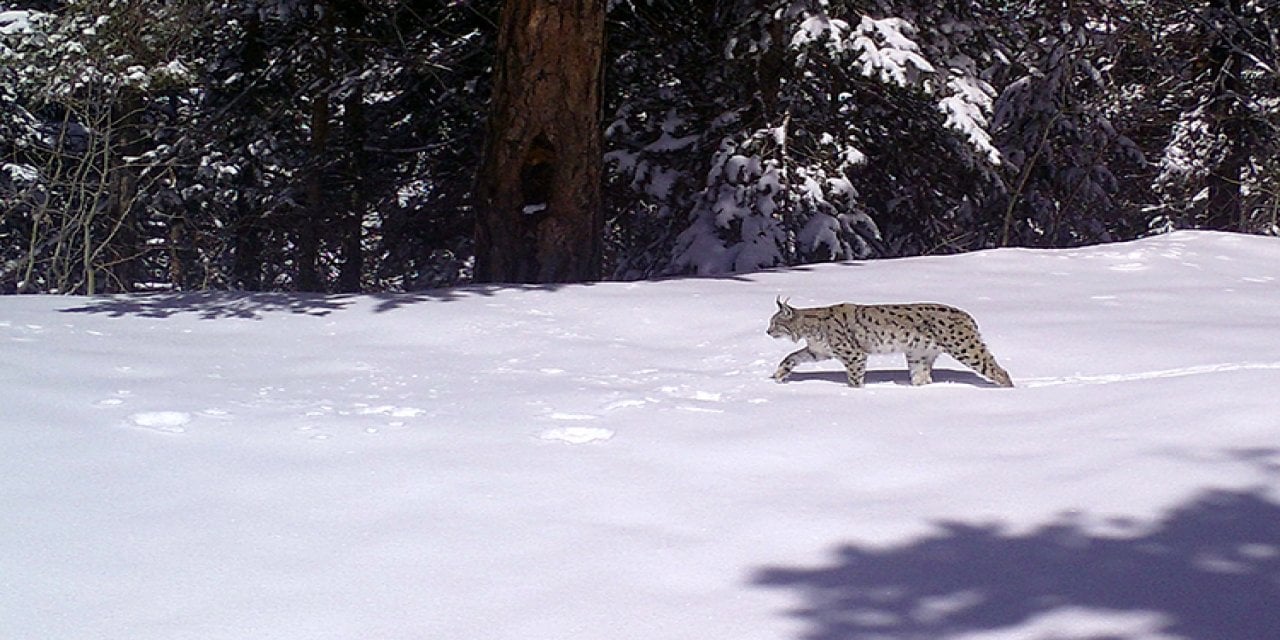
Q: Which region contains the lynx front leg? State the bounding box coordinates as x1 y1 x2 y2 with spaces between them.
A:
773 347 820 383
838 351 869 388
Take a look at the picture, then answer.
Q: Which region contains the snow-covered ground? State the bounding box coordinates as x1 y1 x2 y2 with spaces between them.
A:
4 230 1279 640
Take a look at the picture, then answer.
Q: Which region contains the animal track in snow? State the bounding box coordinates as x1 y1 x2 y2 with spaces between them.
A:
659 385 728 413
286 403 427 438
602 399 648 411
355 405 426 419
96 390 135 407
128 411 192 434
533 408 617 444
539 426 615 445
1022 361 1280 388
1109 262 1147 272
677 405 725 414
659 385 722 401
548 412 598 421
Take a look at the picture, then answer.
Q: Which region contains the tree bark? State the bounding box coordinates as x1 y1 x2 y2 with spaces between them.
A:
297 9 334 293
337 4 368 294
102 88 144 293
474 0 605 283
1204 0 1247 231
232 164 264 291
337 83 365 294
297 89 328 292
231 15 266 292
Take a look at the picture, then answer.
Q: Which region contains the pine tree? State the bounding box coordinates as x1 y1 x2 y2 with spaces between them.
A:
0 0 203 293
474 0 606 283
605 0 1013 276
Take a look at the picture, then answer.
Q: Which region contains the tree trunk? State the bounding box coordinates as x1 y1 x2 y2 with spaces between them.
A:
1204 0 1247 231
297 10 333 293
337 84 365 293
297 86 329 292
232 165 264 291
232 16 265 292
474 0 605 283
103 88 144 293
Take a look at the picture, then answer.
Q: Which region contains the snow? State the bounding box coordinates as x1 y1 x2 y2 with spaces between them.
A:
0 9 32 35
940 76 1002 166
850 16 935 86
4 230 1280 640
2 162 39 183
791 14 850 51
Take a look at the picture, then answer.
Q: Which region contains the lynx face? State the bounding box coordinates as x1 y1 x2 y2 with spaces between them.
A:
767 298 801 341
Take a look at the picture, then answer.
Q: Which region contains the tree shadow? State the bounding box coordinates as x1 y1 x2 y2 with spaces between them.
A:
51 272 780 319
367 283 574 313
785 368 995 387
1231 448 1280 478
54 285 579 319
58 292 358 319
752 489 1280 640
50 266 837 320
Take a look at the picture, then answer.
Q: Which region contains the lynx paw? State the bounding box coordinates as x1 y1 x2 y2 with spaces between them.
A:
772 369 790 383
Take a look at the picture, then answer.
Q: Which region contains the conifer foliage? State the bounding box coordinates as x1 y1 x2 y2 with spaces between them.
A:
2 0 1277 292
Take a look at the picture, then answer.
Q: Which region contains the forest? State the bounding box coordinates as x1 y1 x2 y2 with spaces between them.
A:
1 0 1277 294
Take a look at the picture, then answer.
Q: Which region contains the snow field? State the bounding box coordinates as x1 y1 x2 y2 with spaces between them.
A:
2 230 1279 640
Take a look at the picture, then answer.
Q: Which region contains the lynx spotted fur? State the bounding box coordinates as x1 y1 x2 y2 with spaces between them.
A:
767 298 1013 388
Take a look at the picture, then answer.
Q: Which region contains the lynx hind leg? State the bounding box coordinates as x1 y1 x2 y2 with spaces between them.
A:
948 341 1014 387
906 350 941 386
982 353 1014 387
935 311 1014 388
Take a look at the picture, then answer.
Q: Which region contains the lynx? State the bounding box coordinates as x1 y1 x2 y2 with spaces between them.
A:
767 298 1013 388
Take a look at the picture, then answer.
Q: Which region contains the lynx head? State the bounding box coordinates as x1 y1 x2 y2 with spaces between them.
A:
767 297 800 341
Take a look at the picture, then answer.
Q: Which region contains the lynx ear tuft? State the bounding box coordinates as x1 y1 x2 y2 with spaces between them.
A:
776 296 794 315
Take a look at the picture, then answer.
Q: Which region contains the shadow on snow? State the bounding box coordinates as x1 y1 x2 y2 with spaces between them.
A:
752 488 1280 640
784 369 998 387
58 292 356 319
53 285 581 319
52 270 771 320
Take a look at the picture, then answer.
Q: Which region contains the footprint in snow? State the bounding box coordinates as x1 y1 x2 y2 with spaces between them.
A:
356 405 426 419
96 390 135 407
540 426 615 445
1021 361 1280 388
660 385 727 414
1109 262 1147 272
538 412 614 444
603 398 648 411
547 412 598 421
295 425 331 441
128 411 192 434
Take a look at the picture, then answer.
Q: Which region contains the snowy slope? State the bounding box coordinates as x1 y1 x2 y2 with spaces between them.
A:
3 230 1279 640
